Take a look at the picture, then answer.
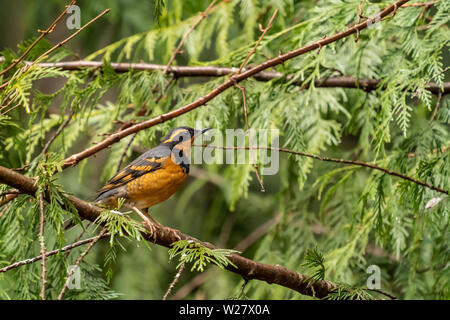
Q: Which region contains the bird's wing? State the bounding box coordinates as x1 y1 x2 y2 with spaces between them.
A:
96 146 170 195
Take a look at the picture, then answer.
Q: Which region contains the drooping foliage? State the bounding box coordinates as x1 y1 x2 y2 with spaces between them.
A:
0 0 448 300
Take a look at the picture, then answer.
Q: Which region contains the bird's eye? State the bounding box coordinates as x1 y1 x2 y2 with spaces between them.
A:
178 135 184 142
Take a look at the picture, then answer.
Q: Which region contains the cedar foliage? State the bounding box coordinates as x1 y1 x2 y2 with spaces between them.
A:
0 0 449 300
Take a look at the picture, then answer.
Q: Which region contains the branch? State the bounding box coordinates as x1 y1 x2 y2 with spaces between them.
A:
198 145 449 195
171 213 281 300
57 227 108 300
0 164 338 299
18 61 449 94
62 0 413 169
430 91 442 122
233 10 279 192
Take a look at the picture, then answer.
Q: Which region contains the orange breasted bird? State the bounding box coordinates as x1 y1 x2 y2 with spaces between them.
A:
95 126 211 236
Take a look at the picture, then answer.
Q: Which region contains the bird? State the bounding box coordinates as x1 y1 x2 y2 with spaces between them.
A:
95 126 211 238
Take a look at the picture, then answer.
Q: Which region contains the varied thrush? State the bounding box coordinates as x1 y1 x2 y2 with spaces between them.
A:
95 126 210 237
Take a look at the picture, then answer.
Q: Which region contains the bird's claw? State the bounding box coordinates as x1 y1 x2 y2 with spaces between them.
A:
166 227 181 241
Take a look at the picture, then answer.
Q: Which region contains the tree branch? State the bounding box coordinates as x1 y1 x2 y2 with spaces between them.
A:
0 233 110 274
16 61 448 94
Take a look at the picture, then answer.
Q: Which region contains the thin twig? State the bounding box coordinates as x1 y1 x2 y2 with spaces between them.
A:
162 263 186 300
65 221 93 258
38 193 47 300
0 194 18 208
115 133 137 173
354 1 366 43
164 0 218 74
42 110 75 154
0 189 21 197
171 214 280 300
237 9 278 74
0 8 110 90
233 10 278 192
197 144 449 195
0 103 20 116
367 288 397 300
238 278 249 298
430 91 442 122
235 83 265 192
57 227 108 300
0 232 110 273
0 0 76 77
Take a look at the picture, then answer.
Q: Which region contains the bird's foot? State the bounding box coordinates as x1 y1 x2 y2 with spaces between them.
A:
142 220 161 241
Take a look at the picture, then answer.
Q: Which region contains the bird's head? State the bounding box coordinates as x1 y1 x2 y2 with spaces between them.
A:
161 126 211 168
161 126 211 148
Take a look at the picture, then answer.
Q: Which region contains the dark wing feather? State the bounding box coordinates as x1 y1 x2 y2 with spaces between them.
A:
96 145 170 196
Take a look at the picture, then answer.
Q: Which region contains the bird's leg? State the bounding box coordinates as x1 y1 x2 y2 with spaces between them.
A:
142 208 181 241
131 206 161 239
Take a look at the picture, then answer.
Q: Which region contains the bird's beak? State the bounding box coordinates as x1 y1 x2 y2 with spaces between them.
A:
194 128 212 137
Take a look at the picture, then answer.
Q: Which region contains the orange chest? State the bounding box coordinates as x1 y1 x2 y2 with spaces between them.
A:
125 157 188 209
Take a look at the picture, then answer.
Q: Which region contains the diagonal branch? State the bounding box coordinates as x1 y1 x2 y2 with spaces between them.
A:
57 227 108 300
237 9 278 74
162 263 186 300
0 233 110 274
62 0 413 170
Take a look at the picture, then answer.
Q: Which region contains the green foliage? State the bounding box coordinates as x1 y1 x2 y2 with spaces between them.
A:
94 209 148 244
326 285 376 300
0 0 448 300
302 247 326 282
168 240 239 272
